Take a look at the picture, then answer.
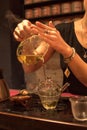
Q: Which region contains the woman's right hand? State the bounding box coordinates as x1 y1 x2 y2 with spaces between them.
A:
13 20 32 42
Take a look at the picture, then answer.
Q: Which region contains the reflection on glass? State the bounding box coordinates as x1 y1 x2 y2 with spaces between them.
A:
16 35 49 65
38 78 61 110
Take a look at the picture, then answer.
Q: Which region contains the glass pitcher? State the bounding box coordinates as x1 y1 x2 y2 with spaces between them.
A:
16 35 49 65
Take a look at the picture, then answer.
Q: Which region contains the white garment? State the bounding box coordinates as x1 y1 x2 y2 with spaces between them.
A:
24 52 63 93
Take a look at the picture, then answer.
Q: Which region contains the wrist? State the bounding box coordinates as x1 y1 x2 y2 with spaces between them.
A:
63 47 73 58
63 47 76 64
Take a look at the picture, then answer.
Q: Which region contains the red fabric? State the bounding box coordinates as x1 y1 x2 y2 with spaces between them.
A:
61 92 76 97
10 89 19 96
10 89 77 97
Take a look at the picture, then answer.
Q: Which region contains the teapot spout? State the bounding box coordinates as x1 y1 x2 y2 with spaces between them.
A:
61 82 70 92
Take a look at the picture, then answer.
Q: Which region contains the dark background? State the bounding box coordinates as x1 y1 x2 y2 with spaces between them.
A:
0 0 25 89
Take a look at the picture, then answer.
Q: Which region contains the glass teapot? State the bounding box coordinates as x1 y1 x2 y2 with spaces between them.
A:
16 34 49 65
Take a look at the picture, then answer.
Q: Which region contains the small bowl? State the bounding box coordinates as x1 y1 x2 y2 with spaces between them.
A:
69 96 87 121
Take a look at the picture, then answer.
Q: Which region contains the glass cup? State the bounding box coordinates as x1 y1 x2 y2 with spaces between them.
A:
69 96 87 121
16 35 49 65
38 90 61 110
38 78 62 110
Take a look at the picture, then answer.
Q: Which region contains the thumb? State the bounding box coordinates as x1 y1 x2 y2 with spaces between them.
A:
48 21 55 28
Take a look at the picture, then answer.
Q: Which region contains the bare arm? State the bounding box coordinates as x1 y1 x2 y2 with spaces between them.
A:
35 21 87 87
13 20 87 87
13 20 54 73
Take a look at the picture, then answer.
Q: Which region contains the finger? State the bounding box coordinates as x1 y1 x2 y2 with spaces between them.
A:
38 31 56 42
13 31 23 42
16 20 32 38
39 34 55 48
48 21 55 28
31 28 39 35
35 21 57 38
22 20 32 33
14 26 23 38
22 19 32 26
17 23 27 38
36 21 55 31
32 26 44 34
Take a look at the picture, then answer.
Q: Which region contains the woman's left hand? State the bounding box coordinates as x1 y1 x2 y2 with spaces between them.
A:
33 21 72 57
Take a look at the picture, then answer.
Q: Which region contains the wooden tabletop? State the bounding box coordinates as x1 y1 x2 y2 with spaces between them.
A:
0 92 87 130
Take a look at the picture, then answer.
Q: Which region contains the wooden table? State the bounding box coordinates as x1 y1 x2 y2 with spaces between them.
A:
0 92 87 130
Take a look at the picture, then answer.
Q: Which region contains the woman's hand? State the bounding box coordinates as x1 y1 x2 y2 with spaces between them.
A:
35 21 72 58
13 20 33 42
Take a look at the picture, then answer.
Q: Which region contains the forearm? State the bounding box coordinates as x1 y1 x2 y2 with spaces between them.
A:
22 61 42 73
68 52 87 87
57 44 87 86
22 46 54 73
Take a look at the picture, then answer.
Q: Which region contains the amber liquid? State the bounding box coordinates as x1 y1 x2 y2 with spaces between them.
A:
17 54 44 65
41 100 58 110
